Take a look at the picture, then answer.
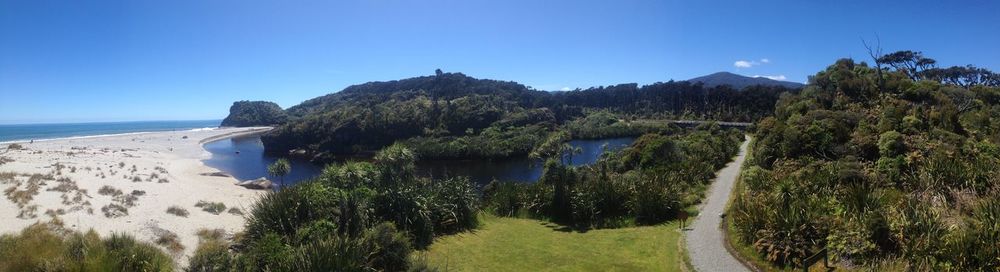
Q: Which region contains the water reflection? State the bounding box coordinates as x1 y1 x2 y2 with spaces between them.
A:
202 135 634 186
416 137 635 184
202 135 322 184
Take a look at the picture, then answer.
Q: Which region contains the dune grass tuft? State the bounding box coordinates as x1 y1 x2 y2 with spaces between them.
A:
166 206 189 217
195 201 226 215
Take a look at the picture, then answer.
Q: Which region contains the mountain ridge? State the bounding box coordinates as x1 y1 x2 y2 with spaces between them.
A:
686 72 804 89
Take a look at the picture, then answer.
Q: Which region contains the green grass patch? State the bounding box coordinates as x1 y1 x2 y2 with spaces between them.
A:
420 215 686 271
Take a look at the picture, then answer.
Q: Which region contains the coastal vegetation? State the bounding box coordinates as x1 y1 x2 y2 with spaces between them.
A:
251 71 790 160
482 124 742 228
0 223 173 271
729 52 1000 270
187 144 478 271
220 101 289 127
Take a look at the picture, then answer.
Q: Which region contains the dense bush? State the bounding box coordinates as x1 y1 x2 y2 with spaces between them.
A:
732 54 1000 270
0 223 173 272
484 125 742 228
260 72 788 159
220 100 289 127
191 144 474 271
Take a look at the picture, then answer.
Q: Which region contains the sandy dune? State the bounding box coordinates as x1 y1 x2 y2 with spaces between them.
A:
0 127 271 265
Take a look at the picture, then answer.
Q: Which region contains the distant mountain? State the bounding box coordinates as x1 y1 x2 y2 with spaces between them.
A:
686 72 804 89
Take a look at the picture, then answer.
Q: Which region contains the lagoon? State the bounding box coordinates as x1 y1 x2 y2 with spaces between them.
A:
202 135 635 186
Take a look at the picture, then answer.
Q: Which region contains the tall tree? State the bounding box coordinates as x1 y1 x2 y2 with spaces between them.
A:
878 50 937 80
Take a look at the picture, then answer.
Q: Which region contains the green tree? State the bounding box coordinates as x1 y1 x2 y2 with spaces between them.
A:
267 158 291 189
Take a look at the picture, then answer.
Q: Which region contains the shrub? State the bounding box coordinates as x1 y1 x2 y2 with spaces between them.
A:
0 224 174 272
629 177 681 225
154 230 184 254
196 201 227 215
482 180 526 217
101 204 128 218
166 206 189 217
98 185 122 196
427 177 479 234
362 222 413 272
290 234 368 271
235 233 295 271
244 182 339 242
104 233 174 271
187 233 233 272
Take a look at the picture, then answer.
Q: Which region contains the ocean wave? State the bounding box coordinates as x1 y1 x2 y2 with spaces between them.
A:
188 127 218 132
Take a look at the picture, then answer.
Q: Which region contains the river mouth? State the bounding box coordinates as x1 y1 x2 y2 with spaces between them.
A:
202 135 634 186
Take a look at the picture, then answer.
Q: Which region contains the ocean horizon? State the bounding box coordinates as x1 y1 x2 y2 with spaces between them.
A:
0 120 222 143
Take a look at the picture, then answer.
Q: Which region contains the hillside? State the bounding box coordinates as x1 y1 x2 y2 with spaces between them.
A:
233 71 793 159
730 56 1000 270
686 72 805 89
220 101 289 127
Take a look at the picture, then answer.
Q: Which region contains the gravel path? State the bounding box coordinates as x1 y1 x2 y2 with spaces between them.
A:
685 137 750 272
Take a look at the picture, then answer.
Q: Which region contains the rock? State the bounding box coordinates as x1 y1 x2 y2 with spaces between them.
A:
200 172 232 177
236 177 273 190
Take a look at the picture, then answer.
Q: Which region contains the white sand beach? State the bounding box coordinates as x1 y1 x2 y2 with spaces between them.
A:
0 127 272 264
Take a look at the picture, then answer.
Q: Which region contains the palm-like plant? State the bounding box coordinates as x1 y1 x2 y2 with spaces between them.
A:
268 158 291 189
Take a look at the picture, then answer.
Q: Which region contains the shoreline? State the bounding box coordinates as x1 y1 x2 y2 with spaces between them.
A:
0 127 272 266
0 126 227 146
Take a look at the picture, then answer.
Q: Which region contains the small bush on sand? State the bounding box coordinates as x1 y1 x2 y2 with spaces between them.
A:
196 229 227 241
101 204 128 218
196 201 227 215
98 185 122 197
154 230 184 255
227 207 243 215
7 143 24 150
166 206 189 217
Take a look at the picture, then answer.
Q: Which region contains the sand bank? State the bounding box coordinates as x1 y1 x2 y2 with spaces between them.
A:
0 127 272 265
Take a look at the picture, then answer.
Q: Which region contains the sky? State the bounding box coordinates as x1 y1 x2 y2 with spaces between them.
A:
2 0 999 124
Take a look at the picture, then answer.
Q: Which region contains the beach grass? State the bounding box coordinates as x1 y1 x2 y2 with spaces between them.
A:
0 223 173 271
419 214 686 272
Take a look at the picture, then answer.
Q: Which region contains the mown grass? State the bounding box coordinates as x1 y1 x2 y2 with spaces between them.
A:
420 214 686 271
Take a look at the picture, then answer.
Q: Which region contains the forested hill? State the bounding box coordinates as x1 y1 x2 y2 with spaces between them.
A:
686 72 805 89
240 71 796 158
220 101 288 127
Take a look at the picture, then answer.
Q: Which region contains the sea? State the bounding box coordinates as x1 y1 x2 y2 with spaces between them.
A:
0 120 222 143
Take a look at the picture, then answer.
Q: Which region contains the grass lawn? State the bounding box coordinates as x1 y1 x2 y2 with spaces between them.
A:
419 215 687 272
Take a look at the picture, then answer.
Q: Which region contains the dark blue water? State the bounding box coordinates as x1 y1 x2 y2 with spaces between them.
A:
201 135 634 185
417 137 635 184
201 134 323 185
0 120 222 142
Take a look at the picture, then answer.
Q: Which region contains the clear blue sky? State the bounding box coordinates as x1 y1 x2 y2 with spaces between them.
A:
2 0 998 124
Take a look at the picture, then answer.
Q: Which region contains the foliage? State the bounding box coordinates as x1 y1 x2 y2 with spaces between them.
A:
732 53 1000 270
267 158 291 188
220 100 289 127
259 71 787 159
565 111 679 139
0 223 173 272
193 144 479 271
483 125 742 228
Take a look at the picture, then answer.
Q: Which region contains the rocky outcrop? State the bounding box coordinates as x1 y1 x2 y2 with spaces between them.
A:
220 101 289 127
236 177 273 190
